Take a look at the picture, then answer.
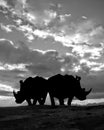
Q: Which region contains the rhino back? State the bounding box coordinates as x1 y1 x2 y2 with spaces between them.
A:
48 74 79 98
20 77 48 98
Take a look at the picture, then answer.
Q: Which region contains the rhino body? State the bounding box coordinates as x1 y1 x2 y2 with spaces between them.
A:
13 74 92 106
13 77 48 105
48 74 92 106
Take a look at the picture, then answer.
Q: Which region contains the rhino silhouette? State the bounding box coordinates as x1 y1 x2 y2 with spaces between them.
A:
48 74 92 106
13 74 92 106
13 76 48 105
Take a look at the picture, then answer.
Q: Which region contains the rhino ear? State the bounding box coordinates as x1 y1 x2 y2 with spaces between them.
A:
20 80 24 90
20 80 23 84
76 76 81 81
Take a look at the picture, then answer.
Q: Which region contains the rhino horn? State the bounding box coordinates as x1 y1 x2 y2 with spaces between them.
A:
13 90 17 97
84 88 92 96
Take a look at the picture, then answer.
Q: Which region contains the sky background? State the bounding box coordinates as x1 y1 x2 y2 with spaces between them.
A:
0 0 104 106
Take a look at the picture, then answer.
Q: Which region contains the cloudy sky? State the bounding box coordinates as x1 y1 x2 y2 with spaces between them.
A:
0 0 104 106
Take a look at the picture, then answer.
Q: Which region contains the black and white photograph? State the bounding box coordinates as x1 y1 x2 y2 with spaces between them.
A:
0 0 104 129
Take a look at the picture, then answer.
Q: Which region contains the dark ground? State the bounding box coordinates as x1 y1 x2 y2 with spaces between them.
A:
0 105 104 130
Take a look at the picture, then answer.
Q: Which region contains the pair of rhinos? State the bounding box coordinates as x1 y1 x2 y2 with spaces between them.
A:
13 74 92 106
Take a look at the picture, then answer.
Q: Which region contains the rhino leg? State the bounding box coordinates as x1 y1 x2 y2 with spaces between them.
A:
59 99 64 105
33 98 38 105
26 99 32 106
39 98 46 105
50 93 55 106
51 97 55 106
67 96 73 106
39 92 48 105
38 98 45 105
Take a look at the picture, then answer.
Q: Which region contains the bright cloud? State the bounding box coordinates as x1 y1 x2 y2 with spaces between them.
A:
0 63 27 71
0 23 13 32
0 39 62 77
72 98 104 106
0 83 13 92
0 38 14 45
0 0 8 8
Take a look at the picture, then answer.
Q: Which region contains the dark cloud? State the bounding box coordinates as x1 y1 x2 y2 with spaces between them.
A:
26 64 53 77
61 54 78 65
0 40 63 76
81 64 90 74
6 0 16 8
0 70 22 84
26 60 61 77
0 40 52 64
0 40 92 77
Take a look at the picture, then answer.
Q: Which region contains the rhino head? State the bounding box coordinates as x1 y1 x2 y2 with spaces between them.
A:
13 90 25 104
75 88 92 100
75 76 92 100
13 79 26 104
